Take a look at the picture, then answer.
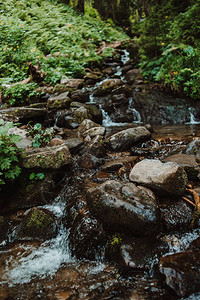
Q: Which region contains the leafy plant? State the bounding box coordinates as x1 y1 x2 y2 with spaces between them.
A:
0 82 39 106
28 123 55 148
0 120 22 187
29 172 45 181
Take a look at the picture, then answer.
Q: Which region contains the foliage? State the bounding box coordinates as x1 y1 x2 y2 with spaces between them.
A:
137 0 200 99
0 82 39 106
28 123 55 148
0 0 128 104
0 120 21 187
29 172 45 181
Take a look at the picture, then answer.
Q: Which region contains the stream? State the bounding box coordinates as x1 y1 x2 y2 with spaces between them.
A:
1 48 200 299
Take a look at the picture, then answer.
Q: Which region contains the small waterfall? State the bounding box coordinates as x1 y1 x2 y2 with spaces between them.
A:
128 97 142 123
101 105 128 127
1 196 74 286
186 107 200 124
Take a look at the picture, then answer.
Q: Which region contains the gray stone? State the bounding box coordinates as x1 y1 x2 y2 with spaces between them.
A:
129 159 188 197
106 126 151 151
86 180 160 235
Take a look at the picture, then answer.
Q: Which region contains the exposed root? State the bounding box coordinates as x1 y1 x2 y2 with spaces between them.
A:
182 188 200 228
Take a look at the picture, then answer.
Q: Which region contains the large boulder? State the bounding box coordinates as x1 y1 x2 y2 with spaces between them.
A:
159 250 200 297
21 145 72 169
86 180 160 235
129 159 188 197
106 127 151 151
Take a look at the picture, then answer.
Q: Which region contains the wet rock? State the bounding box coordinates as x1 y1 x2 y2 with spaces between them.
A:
83 126 106 139
60 78 84 89
160 200 193 231
77 153 102 169
87 103 102 124
47 91 71 110
118 237 169 270
163 154 199 180
185 139 200 160
84 72 103 85
71 106 92 124
21 145 72 169
124 69 141 83
49 137 65 147
78 119 101 136
16 208 58 241
69 208 106 259
111 94 128 106
129 159 188 197
7 127 33 149
82 135 106 157
0 176 56 214
159 250 200 297
101 156 137 172
86 180 160 235
0 107 47 123
70 89 90 103
106 126 151 151
102 67 115 76
64 138 84 154
93 79 123 97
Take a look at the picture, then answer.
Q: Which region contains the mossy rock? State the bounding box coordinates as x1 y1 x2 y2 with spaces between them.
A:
16 208 58 241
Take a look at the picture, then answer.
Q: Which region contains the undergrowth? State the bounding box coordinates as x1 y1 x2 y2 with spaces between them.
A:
0 0 128 106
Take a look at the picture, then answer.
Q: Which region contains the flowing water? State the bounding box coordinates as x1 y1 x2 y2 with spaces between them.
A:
1 49 200 299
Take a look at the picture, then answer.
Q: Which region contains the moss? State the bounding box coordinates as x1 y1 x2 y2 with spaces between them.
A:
27 209 53 229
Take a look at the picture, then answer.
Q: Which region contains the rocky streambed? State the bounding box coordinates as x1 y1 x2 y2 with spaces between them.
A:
1 43 200 299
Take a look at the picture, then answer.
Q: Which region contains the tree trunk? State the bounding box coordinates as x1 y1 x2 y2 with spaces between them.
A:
76 0 84 13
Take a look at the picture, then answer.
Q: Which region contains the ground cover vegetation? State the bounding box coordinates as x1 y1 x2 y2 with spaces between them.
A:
0 0 128 106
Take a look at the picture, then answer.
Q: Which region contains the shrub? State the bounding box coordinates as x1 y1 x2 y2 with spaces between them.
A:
0 120 22 187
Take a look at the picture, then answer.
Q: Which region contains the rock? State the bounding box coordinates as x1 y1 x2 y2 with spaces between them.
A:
82 135 106 157
69 208 106 259
60 78 84 89
106 126 151 151
185 139 200 160
78 119 101 136
49 138 65 147
7 127 33 149
64 138 84 154
21 145 72 169
159 250 200 297
163 154 199 180
70 89 90 103
160 200 193 231
118 237 169 270
87 103 102 124
0 107 47 123
72 107 92 124
16 208 58 241
129 159 188 197
124 69 141 83
47 91 71 110
93 79 123 97
77 153 102 169
83 126 106 138
101 156 137 172
86 180 160 235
